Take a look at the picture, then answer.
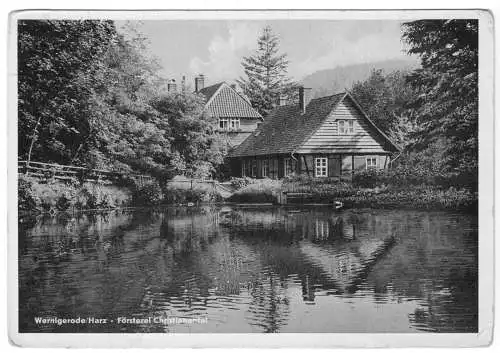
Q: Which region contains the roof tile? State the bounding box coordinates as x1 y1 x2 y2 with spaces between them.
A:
229 92 400 157
198 83 262 119
230 93 345 157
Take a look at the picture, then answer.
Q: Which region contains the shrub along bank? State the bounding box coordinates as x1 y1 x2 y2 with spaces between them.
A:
227 178 282 203
19 167 477 214
226 171 477 211
19 175 134 214
18 175 226 214
282 170 477 211
163 180 223 204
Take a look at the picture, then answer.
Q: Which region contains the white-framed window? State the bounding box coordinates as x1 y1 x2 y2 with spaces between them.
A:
366 157 378 169
219 118 229 130
315 157 328 177
338 120 355 135
251 160 257 177
262 160 269 177
230 118 240 130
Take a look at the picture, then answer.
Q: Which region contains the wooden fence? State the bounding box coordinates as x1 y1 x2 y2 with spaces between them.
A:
18 160 153 186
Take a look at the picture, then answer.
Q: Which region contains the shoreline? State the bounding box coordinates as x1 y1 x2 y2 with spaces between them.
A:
18 174 478 217
19 198 477 220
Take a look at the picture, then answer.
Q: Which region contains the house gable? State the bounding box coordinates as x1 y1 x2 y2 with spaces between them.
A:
201 83 262 120
297 95 397 154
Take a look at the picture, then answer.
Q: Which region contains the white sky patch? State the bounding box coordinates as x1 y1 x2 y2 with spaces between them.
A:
118 20 411 85
289 25 407 79
189 22 262 84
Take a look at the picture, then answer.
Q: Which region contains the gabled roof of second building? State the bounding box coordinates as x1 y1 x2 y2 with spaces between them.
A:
198 82 262 119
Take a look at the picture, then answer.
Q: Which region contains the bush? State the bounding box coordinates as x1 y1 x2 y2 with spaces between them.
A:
56 190 74 211
341 185 477 210
351 166 477 189
283 176 356 197
228 178 282 203
131 181 164 206
79 185 100 209
164 180 223 204
229 177 257 190
352 169 387 188
18 175 40 212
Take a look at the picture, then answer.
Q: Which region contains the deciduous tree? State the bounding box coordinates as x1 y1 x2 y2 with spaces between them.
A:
402 20 478 173
351 69 417 148
18 20 117 165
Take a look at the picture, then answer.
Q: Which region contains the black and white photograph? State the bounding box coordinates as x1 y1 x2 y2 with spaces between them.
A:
7 9 494 348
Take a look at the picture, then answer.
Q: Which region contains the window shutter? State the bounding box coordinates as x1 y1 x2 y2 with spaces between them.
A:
278 158 284 178
328 156 336 177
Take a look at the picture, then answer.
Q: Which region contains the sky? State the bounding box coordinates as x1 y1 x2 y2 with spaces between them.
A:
117 20 412 87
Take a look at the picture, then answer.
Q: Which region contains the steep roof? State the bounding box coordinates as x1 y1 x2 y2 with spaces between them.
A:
198 82 262 119
229 92 400 157
198 82 224 101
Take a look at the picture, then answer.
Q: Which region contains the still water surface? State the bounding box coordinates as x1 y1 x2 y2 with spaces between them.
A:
19 206 478 333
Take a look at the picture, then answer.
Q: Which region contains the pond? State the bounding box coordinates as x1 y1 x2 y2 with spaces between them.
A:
18 205 478 333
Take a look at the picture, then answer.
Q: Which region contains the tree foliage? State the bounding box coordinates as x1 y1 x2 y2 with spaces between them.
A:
402 20 478 173
237 26 297 116
151 93 227 178
18 20 226 180
18 20 117 165
350 69 418 148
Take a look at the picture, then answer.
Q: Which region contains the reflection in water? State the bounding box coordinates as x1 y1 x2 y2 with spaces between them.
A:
19 206 477 333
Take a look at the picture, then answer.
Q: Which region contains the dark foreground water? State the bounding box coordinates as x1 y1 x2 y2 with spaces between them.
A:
19 206 478 333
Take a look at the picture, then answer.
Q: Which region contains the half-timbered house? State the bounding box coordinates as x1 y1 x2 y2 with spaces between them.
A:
228 87 400 179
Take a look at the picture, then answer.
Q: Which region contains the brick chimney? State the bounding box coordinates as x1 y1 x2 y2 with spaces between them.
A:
299 86 312 114
194 74 205 92
167 79 177 92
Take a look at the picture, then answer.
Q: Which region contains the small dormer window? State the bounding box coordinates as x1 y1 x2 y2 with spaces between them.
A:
338 120 355 135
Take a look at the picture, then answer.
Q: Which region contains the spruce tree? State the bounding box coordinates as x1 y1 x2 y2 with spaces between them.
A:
237 26 297 116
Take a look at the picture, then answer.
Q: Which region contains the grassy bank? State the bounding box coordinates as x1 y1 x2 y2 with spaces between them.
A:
287 173 477 211
19 175 133 214
288 183 477 211
19 171 477 214
19 175 226 214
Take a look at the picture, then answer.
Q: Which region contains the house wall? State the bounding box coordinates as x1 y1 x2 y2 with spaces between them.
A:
297 97 388 154
239 119 260 132
219 119 260 147
234 153 390 179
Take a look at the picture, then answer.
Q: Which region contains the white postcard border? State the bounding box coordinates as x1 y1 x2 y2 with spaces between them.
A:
7 9 494 348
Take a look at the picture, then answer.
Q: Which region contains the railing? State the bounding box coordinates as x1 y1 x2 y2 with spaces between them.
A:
18 160 153 186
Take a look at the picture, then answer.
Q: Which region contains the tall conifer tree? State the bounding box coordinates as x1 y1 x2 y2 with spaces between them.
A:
237 26 297 116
